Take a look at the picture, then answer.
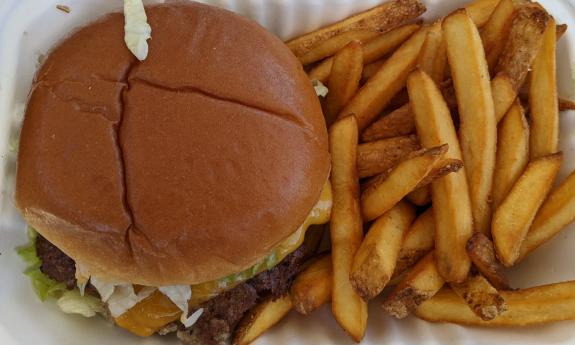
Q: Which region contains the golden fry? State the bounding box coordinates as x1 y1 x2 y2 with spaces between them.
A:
466 232 510 290
492 100 530 209
329 116 367 342
351 202 416 301
324 41 364 125
492 153 562 267
529 19 559 159
290 255 332 315
361 145 447 222
357 135 420 178
407 69 473 283
309 23 421 83
288 0 426 57
519 170 575 261
465 0 503 28
406 185 432 206
444 9 497 236
339 28 428 130
298 30 378 65
394 208 435 277
361 104 414 142
416 281 575 326
480 0 523 72
450 274 508 321
418 22 447 84
232 295 292 345
382 252 445 319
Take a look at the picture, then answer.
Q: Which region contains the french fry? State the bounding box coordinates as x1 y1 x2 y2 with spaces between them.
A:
450 274 508 321
414 158 464 190
309 23 422 83
339 27 428 130
360 104 414 142
324 41 364 125
416 281 575 326
382 252 445 319
418 22 447 84
556 23 568 39
329 116 367 342
357 134 420 178
232 295 292 345
444 9 497 236
492 100 530 209
480 0 524 72
406 185 432 206
290 255 332 315
361 60 385 82
361 145 447 222
298 31 378 65
466 232 511 290
393 208 435 277
287 0 426 58
492 153 563 267
465 0 503 28
492 5 549 122
529 19 559 159
407 69 473 283
351 202 416 301
519 170 575 261
559 97 575 111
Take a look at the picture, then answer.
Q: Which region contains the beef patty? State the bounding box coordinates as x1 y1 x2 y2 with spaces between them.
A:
35 235 305 344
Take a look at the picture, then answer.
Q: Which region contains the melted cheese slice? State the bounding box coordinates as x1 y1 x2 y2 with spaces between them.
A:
115 181 332 336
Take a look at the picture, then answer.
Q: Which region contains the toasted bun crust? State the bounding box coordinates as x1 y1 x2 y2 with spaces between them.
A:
16 3 329 286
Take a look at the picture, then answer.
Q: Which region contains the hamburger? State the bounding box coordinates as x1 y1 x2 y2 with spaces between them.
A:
15 2 331 344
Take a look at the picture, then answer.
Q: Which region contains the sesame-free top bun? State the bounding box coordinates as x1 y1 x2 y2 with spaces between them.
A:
16 2 329 286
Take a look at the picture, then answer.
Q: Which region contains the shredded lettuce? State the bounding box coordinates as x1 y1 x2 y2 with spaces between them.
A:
57 290 105 317
16 228 67 301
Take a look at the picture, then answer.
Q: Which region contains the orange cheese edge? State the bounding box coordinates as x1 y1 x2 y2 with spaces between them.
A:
115 181 332 336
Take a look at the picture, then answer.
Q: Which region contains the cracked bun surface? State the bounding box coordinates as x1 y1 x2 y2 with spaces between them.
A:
16 2 330 286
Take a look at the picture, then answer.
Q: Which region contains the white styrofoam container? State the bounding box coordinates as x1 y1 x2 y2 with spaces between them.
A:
1 0 575 344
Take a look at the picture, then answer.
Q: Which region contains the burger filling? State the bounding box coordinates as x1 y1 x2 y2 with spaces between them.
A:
17 181 332 344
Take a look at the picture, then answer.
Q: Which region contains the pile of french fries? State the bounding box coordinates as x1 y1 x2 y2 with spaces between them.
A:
232 0 575 343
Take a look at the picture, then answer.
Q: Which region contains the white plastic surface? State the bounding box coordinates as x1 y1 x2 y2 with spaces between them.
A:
0 0 575 344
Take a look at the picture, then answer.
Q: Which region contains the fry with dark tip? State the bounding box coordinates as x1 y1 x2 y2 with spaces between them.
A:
309 23 422 83
492 153 562 267
416 281 575 326
492 5 549 122
382 252 445 319
393 208 435 277
357 134 420 178
351 202 416 301
290 255 332 315
324 41 364 125
361 145 447 222
480 0 525 72
519 170 575 262
329 115 367 342
466 232 510 290
288 0 426 58
450 274 508 321
444 8 497 236
232 295 293 345
407 68 473 283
